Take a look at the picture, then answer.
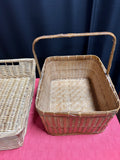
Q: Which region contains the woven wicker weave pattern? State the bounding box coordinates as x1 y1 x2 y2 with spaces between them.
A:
0 59 35 150
0 59 33 78
41 115 113 135
50 79 96 112
0 78 30 132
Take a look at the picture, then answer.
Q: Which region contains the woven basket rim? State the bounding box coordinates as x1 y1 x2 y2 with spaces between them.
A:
36 55 120 115
43 55 106 70
45 54 103 61
0 58 35 63
36 108 119 117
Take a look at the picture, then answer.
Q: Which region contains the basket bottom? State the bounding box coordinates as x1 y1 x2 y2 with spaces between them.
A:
50 78 99 112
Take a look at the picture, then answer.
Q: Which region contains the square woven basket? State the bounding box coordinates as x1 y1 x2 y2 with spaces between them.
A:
0 58 35 150
32 32 120 135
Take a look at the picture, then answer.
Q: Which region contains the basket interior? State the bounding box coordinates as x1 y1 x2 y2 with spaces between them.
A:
38 56 119 113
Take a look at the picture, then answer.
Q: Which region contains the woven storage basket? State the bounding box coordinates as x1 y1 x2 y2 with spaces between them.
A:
0 58 35 150
32 32 120 135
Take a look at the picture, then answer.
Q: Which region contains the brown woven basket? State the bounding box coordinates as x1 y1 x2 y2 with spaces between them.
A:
32 32 120 135
0 58 35 150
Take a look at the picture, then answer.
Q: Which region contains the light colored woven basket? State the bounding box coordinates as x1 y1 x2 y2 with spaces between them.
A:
0 58 35 150
32 32 120 135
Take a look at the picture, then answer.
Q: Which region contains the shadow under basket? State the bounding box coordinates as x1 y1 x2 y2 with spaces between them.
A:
33 32 120 135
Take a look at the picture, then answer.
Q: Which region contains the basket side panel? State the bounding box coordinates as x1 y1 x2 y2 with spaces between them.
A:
0 59 34 78
40 114 114 135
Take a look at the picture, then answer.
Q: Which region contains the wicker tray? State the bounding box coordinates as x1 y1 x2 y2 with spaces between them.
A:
32 32 120 135
0 58 35 150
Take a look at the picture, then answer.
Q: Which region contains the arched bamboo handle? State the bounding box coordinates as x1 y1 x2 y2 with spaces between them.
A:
32 32 116 77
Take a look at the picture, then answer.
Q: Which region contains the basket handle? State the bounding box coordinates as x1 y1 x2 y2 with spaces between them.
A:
32 32 116 77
